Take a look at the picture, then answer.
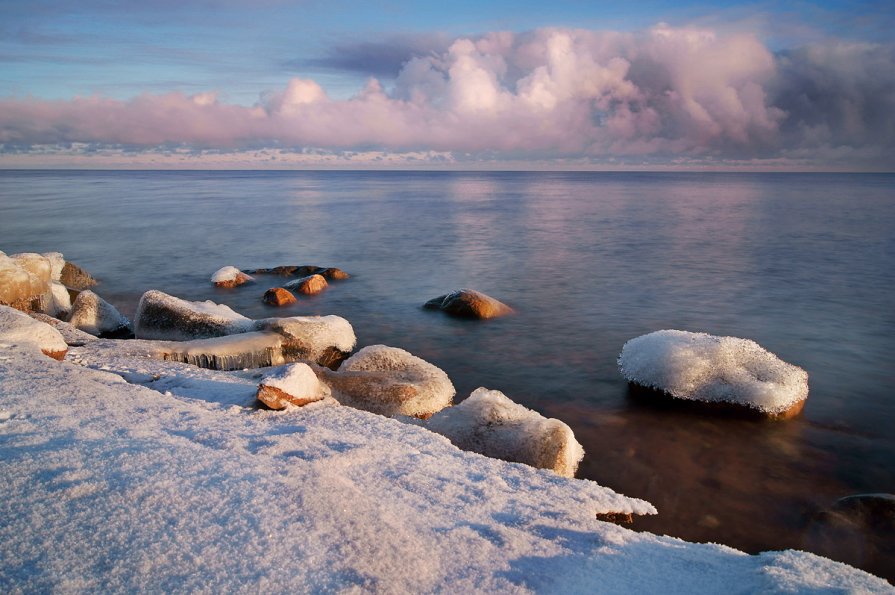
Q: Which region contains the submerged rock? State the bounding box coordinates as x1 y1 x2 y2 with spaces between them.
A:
618 330 808 419
262 287 297 307
135 290 255 341
0 305 68 360
68 290 133 338
424 289 514 320
247 265 350 280
320 345 454 418
60 260 97 290
284 274 327 296
426 388 585 478
211 266 254 288
256 363 329 409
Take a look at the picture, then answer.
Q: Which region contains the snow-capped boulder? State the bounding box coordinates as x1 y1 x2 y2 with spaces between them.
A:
256 363 329 409
0 305 68 360
618 330 809 418
0 251 45 311
256 315 356 369
41 252 66 282
426 388 585 478
247 265 350 280
68 290 132 338
10 253 52 287
211 266 254 288
60 260 97 290
262 287 297 306
424 289 514 319
135 290 254 341
320 345 454 418
284 274 328 295
46 282 72 318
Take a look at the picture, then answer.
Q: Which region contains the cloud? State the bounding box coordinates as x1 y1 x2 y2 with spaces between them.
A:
290 34 452 78
1 25 894 169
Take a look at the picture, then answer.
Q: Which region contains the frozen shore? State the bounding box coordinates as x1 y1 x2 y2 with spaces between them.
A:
0 334 890 591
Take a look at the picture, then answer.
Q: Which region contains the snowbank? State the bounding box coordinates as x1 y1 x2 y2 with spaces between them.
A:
211 266 254 288
0 340 888 592
0 305 68 360
323 345 455 418
618 330 809 417
427 388 585 478
68 290 132 338
135 290 255 340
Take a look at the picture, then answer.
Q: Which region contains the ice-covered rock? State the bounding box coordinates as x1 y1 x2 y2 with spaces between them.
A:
10 252 52 287
424 289 514 319
159 331 287 370
248 265 350 280
618 330 809 418
46 282 72 318
256 315 356 369
256 363 329 409
28 312 98 345
0 252 42 310
262 287 297 306
426 388 585 478
60 260 97 290
41 252 65 282
211 266 254 288
135 290 254 341
68 290 132 338
321 345 454 418
284 274 328 295
0 305 68 360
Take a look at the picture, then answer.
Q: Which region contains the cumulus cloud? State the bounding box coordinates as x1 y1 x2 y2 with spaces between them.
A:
1 25 893 168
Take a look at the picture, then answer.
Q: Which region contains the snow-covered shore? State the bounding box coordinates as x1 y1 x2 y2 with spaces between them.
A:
1 336 891 591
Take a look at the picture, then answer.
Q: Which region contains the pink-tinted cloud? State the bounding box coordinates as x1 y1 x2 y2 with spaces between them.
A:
1 25 893 168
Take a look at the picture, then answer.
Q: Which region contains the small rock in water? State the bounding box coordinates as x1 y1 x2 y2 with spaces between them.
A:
211 266 254 288
247 265 350 280
424 289 514 320
68 290 133 338
60 260 98 290
256 363 328 409
263 287 297 307
285 274 328 296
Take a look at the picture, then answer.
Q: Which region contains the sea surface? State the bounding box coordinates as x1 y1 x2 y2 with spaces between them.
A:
2 170 894 578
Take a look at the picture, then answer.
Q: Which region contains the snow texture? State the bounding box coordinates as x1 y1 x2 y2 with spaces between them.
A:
0 340 889 593
326 345 455 418
0 305 67 358
134 289 254 341
427 388 585 478
257 363 329 409
68 290 131 337
618 330 809 415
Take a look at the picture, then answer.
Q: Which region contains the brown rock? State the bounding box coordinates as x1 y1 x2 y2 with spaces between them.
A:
247 265 350 280
60 261 97 290
41 348 68 361
596 512 634 524
256 384 320 409
319 267 350 280
286 274 328 296
213 272 254 288
263 287 297 307
424 289 514 320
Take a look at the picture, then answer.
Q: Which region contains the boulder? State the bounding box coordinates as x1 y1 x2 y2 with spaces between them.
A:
134 290 255 341
284 274 328 296
42 252 65 282
0 251 47 311
68 290 133 338
247 265 350 280
263 287 297 307
256 315 355 369
319 345 454 418
426 388 584 478
60 260 97 290
0 305 68 360
158 331 287 371
618 330 808 419
256 363 329 409
47 282 72 318
424 289 514 320
211 266 254 288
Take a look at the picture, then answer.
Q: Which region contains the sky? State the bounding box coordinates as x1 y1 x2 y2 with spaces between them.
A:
0 0 893 170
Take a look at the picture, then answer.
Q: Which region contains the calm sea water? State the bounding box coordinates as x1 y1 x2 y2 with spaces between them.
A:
2 170 894 577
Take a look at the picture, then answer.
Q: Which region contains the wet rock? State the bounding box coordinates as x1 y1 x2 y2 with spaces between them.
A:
68 290 133 338
425 387 584 478
211 266 254 288
247 265 350 280
60 260 97 290
284 274 328 296
263 287 297 307
0 305 68 360
424 289 514 320
256 363 328 409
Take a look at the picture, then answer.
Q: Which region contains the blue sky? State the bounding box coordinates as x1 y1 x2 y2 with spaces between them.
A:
1 0 893 169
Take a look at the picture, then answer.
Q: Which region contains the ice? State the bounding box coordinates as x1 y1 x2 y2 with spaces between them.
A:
426 387 585 478
211 266 254 287
46 282 72 318
257 363 329 409
256 315 356 367
0 251 49 310
0 338 888 592
323 345 454 418
68 290 132 337
41 252 66 282
618 330 809 416
0 305 68 359
134 289 254 340
159 331 287 371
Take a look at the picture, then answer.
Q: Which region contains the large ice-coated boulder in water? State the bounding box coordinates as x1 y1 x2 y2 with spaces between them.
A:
618 330 809 418
424 289 514 320
426 388 585 478
135 290 255 341
0 305 68 360
319 345 454 418
68 290 133 338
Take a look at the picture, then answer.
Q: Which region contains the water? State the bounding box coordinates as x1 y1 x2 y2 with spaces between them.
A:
2 170 894 578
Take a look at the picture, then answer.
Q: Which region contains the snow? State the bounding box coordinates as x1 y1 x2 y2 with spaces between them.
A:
0 339 889 592
426 387 585 478
68 290 131 337
256 315 356 362
618 330 809 416
257 363 329 409
0 305 68 358
326 345 455 418
210 266 253 286
134 290 254 341
47 282 72 318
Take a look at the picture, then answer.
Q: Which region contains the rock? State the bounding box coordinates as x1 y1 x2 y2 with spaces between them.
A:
158 331 288 371
47 282 72 318
424 289 514 319
42 252 65 282
284 274 328 296
134 290 255 341
68 290 133 338
319 345 454 418
60 260 97 290
263 287 297 306
0 305 68 360
425 387 584 478
255 315 356 369
618 330 809 419
247 265 350 280
0 251 48 311
211 266 254 288
256 363 328 409
28 312 98 346
832 494 895 532
318 267 350 281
